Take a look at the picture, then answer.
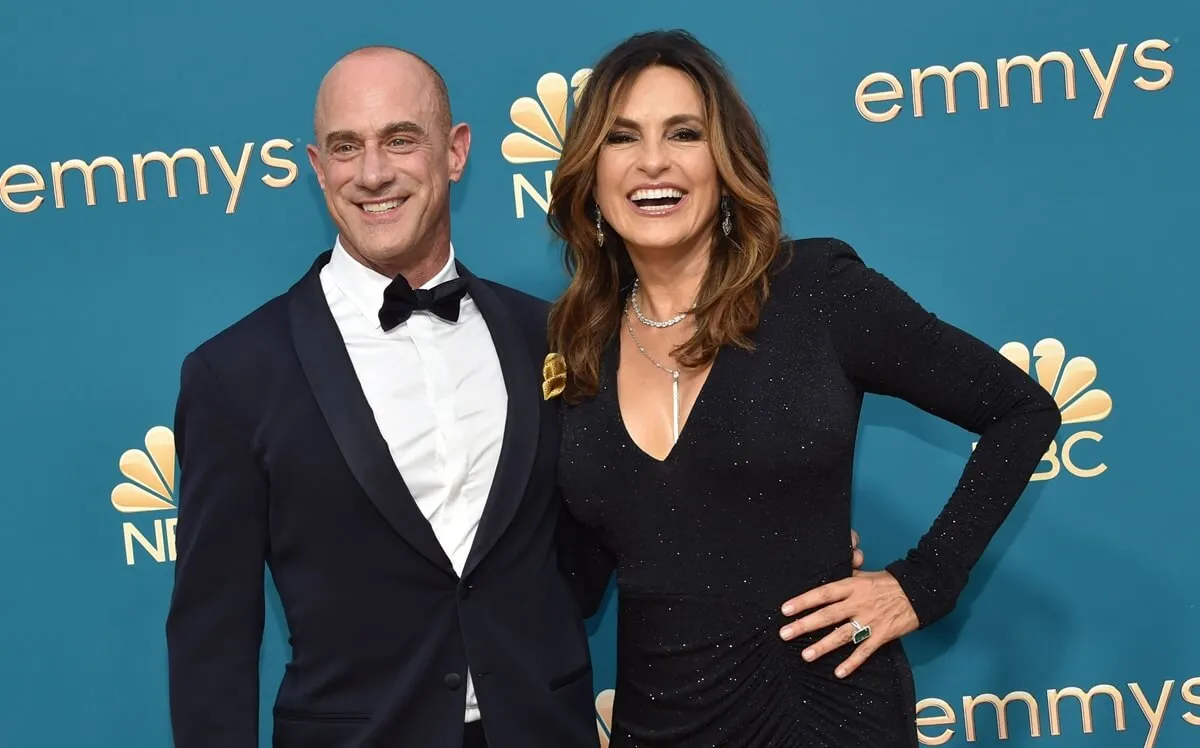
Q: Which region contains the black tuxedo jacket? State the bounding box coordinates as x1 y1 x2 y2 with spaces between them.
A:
165 251 599 748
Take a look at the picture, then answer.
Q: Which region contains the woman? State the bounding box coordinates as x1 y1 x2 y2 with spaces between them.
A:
546 29 1061 747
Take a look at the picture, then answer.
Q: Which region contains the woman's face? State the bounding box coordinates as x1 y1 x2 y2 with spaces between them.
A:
593 65 721 260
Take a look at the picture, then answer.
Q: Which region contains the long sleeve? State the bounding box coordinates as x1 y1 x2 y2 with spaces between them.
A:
816 238 1061 628
165 349 268 747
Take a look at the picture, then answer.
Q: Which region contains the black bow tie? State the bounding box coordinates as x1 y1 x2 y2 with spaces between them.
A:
378 275 469 330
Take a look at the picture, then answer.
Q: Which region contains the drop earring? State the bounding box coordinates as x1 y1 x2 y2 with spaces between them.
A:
720 196 732 237
595 204 605 247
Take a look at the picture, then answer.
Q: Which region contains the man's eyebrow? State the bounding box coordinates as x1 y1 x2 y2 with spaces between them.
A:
324 120 427 148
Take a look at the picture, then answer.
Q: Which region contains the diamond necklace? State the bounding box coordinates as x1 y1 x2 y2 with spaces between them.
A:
623 296 681 444
630 278 688 328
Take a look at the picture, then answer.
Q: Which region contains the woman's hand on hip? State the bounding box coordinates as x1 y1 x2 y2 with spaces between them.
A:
777 570 919 679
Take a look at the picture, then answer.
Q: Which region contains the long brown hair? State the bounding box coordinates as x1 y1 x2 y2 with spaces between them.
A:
546 29 786 403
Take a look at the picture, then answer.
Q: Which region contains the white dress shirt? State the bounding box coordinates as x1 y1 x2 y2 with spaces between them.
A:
319 237 507 723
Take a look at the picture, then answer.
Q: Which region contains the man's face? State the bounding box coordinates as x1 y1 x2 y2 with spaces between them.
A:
307 51 469 279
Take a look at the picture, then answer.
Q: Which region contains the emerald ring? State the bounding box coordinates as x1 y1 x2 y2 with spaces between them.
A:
850 619 871 644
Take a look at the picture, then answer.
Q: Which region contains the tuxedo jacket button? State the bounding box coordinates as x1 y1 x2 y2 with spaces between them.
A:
444 672 462 690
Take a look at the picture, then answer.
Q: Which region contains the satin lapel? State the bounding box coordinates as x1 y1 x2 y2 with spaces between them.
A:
460 265 540 578
288 252 454 576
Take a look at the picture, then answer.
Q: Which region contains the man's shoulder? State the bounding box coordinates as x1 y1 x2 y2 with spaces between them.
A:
184 292 291 373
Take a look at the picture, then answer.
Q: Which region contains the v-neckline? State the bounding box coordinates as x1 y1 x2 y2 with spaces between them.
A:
605 331 722 464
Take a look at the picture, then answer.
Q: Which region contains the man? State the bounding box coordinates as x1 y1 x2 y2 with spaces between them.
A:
166 45 868 748
166 45 596 748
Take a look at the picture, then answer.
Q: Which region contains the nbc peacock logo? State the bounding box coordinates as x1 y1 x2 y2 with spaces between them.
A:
111 425 178 566
500 68 591 219
974 338 1112 481
595 689 615 747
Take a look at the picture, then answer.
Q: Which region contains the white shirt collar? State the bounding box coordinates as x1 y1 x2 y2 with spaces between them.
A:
325 235 460 328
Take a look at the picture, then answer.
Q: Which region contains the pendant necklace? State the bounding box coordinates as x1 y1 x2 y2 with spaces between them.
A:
623 295 682 444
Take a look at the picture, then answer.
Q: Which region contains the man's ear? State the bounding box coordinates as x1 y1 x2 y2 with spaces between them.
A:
306 144 326 191
447 122 471 183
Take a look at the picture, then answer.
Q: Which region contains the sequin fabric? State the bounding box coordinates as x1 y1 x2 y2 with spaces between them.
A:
556 238 1062 747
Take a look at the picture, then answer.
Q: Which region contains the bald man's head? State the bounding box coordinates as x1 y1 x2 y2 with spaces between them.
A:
313 46 452 143
305 44 471 287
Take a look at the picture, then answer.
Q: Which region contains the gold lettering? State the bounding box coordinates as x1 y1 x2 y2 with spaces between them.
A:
132 148 208 201
963 691 1040 741
513 171 552 218
0 165 45 213
1182 677 1200 726
1133 39 1174 91
1062 430 1105 477
997 51 1076 108
122 521 167 566
4 136 299 216
260 138 299 188
1048 685 1125 735
855 73 904 122
862 37 1171 123
1129 680 1173 747
210 143 254 215
50 156 127 208
910 62 989 117
910 679 1200 743
915 698 956 745
1080 44 1127 119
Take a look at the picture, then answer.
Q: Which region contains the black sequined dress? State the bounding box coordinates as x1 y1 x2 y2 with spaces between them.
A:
556 238 1061 747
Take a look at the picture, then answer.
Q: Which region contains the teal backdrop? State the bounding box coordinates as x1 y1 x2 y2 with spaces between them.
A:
1 1 1196 746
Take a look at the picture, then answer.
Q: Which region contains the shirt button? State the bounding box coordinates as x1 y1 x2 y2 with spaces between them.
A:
444 673 462 690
